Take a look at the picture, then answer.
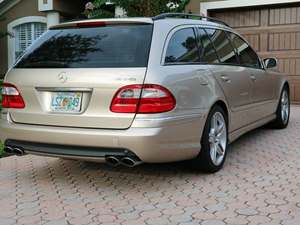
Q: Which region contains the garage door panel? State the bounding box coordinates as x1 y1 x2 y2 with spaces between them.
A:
269 6 300 25
212 9 260 28
260 51 300 58
236 25 300 33
290 81 300 102
277 58 300 75
269 32 300 51
210 4 300 103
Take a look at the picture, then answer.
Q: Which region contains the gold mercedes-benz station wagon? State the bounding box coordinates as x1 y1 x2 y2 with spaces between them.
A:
0 13 290 173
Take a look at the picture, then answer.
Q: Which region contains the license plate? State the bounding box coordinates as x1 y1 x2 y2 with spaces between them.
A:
50 92 82 113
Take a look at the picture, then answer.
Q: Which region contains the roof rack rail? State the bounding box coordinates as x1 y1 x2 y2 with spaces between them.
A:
153 13 230 27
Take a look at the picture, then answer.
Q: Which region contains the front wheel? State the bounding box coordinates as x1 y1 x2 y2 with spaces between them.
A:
192 105 228 173
270 87 290 129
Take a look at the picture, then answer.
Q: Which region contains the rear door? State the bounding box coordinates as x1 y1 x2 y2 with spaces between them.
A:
201 28 254 130
7 23 153 129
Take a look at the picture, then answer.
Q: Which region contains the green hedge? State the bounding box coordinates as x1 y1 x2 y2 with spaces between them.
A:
0 79 3 157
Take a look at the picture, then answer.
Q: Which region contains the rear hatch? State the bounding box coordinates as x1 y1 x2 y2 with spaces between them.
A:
7 20 153 129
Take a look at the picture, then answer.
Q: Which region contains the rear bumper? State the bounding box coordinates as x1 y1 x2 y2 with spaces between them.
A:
0 112 206 163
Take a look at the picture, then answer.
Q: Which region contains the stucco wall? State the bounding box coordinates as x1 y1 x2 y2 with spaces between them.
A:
0 0 46 77
185 0 223 14
185 0 201 13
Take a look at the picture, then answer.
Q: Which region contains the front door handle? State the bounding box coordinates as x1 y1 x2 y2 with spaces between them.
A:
250 74 257 81
220 75 231 83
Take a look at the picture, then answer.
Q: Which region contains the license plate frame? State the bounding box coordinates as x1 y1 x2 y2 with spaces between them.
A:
50 92 83 113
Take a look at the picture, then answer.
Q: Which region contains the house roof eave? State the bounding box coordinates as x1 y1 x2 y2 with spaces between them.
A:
200 0 300 15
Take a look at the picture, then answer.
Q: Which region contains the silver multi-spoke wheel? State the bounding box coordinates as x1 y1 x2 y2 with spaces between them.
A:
208 112 227 166
194 106 228 173
271 87 290 129
281 90 289 124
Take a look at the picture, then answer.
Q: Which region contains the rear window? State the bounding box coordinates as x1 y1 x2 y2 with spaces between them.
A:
165 28 199 64
205 29 238 65
15 24 153 68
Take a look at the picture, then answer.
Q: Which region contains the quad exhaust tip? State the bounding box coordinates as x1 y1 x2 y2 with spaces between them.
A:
5 146 141 166
105 156 142 167
105 156 120 167
120 157 143 168
4 146 13 154
4 146 25 156
14 148 25 156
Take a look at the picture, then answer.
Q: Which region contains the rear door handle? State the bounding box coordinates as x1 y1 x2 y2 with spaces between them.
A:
220 75 231 83
250 74 257 81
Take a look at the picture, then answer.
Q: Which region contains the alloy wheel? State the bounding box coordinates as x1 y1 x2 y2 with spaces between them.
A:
281 90 289 125
208 112 227 166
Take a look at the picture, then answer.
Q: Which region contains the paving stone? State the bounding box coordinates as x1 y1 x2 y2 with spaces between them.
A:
0 218 16 225
0 106 300 225
44 219 69 225
236 208 259 216
201 220 226 225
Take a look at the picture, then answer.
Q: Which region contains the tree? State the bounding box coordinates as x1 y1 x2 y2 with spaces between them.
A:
84 0 115 18
85 0 191 18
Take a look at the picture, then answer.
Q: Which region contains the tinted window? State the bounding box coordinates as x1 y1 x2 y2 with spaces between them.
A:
227 32 261 69
15 25 153 68
197 28 219 64
205 29 238 65
165 28 199 64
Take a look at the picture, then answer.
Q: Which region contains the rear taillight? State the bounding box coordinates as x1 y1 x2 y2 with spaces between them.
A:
110 84 176 114
1 83 25 109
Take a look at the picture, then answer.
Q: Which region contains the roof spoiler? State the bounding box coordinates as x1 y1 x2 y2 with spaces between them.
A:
50 18 153 30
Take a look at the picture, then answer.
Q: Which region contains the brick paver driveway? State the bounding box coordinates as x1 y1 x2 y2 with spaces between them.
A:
0 107 300 225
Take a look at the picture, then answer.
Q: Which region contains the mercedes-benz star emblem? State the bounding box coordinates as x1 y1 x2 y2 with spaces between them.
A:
58 72 68 83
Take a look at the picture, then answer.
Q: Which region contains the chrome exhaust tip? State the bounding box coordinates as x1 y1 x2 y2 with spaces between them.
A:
120 157 142 168
4 146 13 154
13 148 25 156
105 156 120 167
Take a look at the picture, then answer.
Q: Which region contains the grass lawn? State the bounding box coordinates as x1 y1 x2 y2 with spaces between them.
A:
0 79 3 157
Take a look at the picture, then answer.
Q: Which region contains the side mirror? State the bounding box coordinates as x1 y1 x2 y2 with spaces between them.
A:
264 58 277 69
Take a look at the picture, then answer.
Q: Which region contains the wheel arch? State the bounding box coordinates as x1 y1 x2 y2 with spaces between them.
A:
283 81 290 93
210 100 230 125
277 81 290 104
199 99 230 141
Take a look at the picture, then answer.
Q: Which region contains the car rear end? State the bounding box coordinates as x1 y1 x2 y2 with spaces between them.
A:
0 18 202 165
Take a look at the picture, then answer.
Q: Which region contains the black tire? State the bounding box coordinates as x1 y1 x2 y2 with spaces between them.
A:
270 86 290 129
191 105 228 173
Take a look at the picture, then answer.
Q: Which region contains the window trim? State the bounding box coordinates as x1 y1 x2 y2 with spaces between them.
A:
162 25 265 70
7 16 47 68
